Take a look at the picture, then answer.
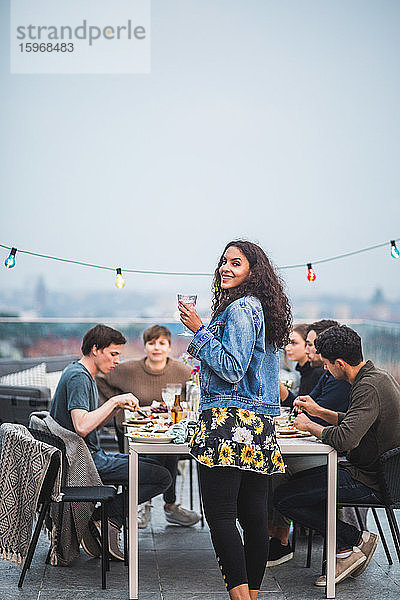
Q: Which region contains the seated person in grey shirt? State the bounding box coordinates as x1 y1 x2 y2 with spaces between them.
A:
274 325 400 588
50 324 172 561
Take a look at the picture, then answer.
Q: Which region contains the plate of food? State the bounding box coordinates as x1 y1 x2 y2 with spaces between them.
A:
124 417 153 425
276 425 297 434
127 431 174 444
277 429 312 438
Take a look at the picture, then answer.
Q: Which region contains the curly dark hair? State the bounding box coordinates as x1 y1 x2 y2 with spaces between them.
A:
307 319 340 336
314 325 363 366
211 240 292 348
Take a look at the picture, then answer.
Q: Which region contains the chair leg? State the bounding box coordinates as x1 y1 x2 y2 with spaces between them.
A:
18 501 50 588
195 461 205 528
100 502 108 589
354 507 364 530
385 508 400 562
123 486 128 566
322 538 327 575
291 522 296 553
371 508 392 565
306 529 313 568
388 509 400 551
189 458 193 511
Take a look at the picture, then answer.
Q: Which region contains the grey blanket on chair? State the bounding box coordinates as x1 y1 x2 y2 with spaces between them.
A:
29 411 102 566
0 423 61 565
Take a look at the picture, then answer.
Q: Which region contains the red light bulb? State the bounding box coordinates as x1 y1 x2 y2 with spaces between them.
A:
307 263 316 282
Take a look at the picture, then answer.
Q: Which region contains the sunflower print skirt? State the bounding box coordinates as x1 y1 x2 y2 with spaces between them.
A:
189 407 285 475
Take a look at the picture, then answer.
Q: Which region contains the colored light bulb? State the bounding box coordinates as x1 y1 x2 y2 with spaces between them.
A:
4 247 17 269
390 240 400 259
115 267 125 288
307 263 316 282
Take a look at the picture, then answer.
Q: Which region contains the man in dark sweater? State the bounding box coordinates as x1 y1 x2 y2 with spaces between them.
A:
274 325 400 587
268 320 350 567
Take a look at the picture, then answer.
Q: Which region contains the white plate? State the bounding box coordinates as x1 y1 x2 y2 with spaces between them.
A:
128 433 174 444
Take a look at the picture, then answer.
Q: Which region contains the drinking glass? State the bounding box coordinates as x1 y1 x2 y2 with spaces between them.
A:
177 294 197 336
161 387 174 421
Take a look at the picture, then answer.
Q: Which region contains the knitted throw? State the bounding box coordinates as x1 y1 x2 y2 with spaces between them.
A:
0 423 61 565
29 412 103 566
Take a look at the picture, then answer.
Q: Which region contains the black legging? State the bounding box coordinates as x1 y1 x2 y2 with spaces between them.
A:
199 464 269 591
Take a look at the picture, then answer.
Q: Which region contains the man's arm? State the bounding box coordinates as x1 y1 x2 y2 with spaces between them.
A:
294 395 339 425
293 412 325 439
322 384 379 452
71 393 137 438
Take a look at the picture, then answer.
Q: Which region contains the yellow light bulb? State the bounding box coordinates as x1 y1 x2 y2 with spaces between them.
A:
115 268 125 288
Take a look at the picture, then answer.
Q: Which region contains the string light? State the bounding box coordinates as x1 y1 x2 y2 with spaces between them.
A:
1 237 398 286
306 263 316 282
115 268 125 289
390 240 400 259
4 247 17 269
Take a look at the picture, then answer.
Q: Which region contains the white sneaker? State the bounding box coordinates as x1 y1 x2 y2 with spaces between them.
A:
314 547 366 586
138 501 152 529
164 503 201 526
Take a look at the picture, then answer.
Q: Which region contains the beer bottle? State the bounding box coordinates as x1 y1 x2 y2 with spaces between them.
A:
171 394 183 424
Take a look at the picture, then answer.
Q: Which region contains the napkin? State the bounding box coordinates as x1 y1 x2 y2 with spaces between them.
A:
167 419 197 444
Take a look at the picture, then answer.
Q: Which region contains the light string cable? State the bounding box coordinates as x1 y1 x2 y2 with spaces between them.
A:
1 237 399 277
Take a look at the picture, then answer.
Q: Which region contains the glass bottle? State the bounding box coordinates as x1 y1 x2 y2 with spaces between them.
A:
171 394 183 424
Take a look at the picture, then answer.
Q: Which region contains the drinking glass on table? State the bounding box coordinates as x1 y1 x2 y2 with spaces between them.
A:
162 387 175 421
177 294 197 336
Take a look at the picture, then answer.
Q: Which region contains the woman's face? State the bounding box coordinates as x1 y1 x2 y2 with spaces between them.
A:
219 246 251 290
285 330 307 363
144 336 171 364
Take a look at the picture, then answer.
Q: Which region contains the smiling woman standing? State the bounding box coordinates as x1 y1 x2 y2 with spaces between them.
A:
178 240 292 600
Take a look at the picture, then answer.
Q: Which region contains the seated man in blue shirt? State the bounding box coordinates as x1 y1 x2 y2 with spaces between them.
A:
50 324 172 561
268 319 351 567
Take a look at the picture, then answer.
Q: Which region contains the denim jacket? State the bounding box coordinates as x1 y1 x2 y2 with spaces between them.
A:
187 296 280 415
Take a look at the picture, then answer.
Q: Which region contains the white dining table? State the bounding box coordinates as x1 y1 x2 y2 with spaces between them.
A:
128 436 337 599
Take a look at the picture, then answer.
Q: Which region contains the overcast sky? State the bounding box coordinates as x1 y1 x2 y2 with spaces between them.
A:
1 0 399 308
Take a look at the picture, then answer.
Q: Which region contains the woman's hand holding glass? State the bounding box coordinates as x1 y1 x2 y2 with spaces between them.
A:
178 300 203 334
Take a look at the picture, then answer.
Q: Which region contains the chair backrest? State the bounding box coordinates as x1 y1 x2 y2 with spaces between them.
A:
28 428 68 488
38 451 61 503
379 446 400 505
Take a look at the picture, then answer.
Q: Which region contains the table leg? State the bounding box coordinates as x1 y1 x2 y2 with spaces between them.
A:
129 447 139 600
326 449 337 598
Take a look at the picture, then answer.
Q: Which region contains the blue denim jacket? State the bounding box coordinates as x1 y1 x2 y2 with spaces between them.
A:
187 296 280 415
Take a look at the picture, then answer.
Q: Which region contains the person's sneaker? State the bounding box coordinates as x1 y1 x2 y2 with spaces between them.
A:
93 519 124 561
314 547 366 587
164 503 201 526
267 538 293 567
352 531 379 577
138 501 152 529
81 519 101 558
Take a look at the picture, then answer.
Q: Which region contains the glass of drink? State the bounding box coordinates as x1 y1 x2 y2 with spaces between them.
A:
162 387 175 421
177 294 197 336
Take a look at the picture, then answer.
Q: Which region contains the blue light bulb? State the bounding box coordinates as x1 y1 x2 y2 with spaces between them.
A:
4 248 17 269
390 240 400 259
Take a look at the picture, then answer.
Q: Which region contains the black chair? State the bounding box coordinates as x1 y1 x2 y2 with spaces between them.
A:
305 447 400 569
21 428 116 589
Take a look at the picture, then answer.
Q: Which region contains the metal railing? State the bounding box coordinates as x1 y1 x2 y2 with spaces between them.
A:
0 317 399 379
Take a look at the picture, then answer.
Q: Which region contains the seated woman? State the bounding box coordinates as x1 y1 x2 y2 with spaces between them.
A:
96 324 200 528
279 323 324 406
